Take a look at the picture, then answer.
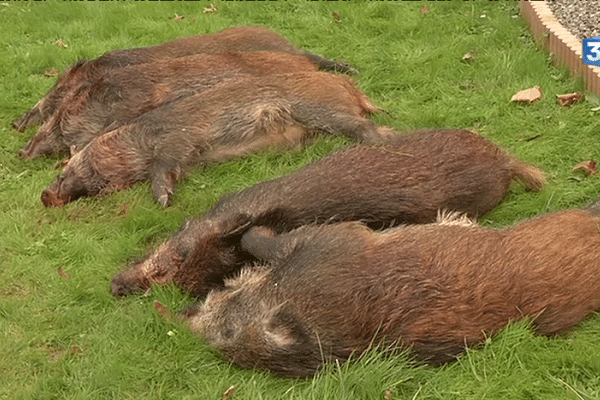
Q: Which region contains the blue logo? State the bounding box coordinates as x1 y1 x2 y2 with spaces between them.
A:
583 37 600 67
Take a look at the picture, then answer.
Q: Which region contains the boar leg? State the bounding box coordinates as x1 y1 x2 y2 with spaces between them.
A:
240 226 310 263
150 162 180 207
290 103 384 143
240 226 282 261
303 52 359 75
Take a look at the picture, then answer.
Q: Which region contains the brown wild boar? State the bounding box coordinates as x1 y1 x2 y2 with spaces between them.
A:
181 206 600 377
110 129 545 298
19 51 328 159
41 71 381 208
13 25 357 133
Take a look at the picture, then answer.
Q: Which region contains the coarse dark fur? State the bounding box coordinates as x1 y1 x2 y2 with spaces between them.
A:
110 129 545 298
41 71 381 208
182 206 600 377
19 51 325 159
13 25 357 134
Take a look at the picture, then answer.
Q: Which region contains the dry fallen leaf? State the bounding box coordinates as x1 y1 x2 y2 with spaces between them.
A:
174 13 184 21
118 203 129 217
421 5 430 15
223 386 237 400
58 267 70 280
511 86 543 103
556 92 584 107
203 4 217 14
56 40 68 48
461 51 475 62
572 160 597 176
154 301 174 321
44 68 59 77
384 389 393 400
332 11 341 22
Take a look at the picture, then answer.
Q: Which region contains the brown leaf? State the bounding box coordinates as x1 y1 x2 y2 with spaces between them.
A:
56 40 68 48
174 13 184 21
573 160 597 176
223 386 237 400
154 301 174 321
203 4 217 14
384 389 393 400
332 11 341 22
511 86 543 103
556 92 584 107
44 68 59 77
421 5 430 15
118 203 129 217
58 267 70 280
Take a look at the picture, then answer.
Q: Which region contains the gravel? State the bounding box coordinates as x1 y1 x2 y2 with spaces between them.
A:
546 0 600 40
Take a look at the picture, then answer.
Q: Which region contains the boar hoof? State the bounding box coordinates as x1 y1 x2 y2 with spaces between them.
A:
156 194 172 207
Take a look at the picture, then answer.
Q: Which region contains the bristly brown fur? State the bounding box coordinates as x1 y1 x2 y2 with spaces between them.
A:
16 25 358 152
186 208 600 377
41 71 382 208
110 129 545 299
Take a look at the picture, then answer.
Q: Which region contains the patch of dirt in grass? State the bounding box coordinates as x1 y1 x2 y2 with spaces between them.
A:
45 344 82 363
1 283 30 297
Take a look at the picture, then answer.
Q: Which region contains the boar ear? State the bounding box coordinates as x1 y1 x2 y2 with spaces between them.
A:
215 214 254 244
263 304 311 349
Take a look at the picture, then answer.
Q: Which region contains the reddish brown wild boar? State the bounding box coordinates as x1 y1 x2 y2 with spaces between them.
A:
41 71 381 208
19 51 327 159
13 25 357 133
110 129 545 299
181 207 600 377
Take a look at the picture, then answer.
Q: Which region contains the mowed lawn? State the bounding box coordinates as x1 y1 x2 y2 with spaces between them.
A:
2 2 600 399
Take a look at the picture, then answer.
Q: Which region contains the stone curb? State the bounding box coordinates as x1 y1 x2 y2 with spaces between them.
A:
520 1 600 97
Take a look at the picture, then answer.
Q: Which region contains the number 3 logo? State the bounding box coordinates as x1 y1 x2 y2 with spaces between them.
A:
586 42 600 62
583 37 600 66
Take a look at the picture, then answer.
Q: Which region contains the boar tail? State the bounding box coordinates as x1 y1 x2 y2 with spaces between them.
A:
303 52 360 75
509 159 546 192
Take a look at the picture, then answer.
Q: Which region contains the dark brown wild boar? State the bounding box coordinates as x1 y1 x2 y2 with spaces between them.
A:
13 25 357 133
110 129 545 298
180 207 600 377
41 71 381 208
19 51 327 159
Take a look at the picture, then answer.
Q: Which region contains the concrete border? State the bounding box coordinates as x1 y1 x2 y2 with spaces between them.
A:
520 1 600 97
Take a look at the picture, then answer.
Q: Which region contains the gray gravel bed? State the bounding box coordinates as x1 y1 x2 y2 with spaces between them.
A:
546 0 600 40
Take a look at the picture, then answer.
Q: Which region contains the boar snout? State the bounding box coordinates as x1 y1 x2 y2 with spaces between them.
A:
41 174 89 208
111 271 145 297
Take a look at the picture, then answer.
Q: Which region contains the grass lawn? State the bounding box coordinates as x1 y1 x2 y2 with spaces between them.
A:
2 1 600 399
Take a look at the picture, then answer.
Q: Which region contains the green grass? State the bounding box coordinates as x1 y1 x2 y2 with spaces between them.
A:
1 1 600 399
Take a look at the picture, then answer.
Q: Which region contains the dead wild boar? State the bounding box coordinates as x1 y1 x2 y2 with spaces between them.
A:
13 25 357 133
19 51 329 159
110 128 545 299
41 71 381 208
181 206 600 377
